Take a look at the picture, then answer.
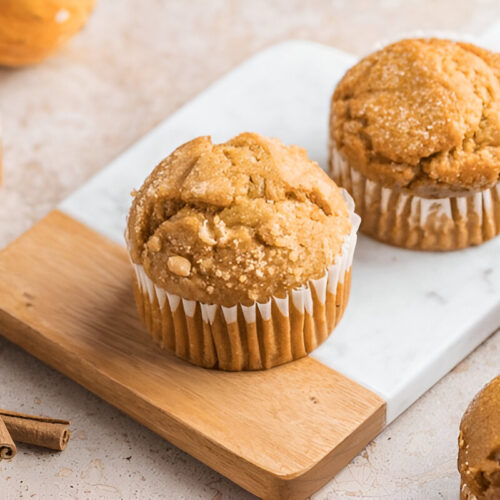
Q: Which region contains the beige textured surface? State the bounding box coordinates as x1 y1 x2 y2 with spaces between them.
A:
0 1 500 498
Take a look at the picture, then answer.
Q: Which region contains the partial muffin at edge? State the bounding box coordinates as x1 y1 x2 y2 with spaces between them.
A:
458 375 500 500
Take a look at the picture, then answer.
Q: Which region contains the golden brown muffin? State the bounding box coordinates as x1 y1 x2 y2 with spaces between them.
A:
330 38 500 251
127 133 358 370
458 375 500 500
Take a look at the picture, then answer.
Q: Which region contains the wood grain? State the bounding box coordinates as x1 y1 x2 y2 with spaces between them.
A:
0 210 385 499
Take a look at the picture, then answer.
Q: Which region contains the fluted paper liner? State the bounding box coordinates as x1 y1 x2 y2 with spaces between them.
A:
330 147 500 251
127 190 360 371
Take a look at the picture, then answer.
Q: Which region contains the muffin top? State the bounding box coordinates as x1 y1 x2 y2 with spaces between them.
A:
127 133 351 306
331 38 500 197
458 375 500 499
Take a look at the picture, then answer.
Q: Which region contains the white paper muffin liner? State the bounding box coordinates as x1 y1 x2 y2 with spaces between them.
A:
127 189 360 371
330 147 500 251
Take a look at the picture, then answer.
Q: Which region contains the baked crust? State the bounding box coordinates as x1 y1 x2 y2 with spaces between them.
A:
331 38 500 198
127 133 351 306
458 375 500 499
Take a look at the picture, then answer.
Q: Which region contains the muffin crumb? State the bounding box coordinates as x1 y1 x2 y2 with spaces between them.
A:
147 235 161 252
167 256 191 277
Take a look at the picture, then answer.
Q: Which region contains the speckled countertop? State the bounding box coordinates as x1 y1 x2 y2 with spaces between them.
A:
0 1 499 498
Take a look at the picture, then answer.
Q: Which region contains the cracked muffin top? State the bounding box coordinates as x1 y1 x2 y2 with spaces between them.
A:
127 133 351 306
331 38 500 198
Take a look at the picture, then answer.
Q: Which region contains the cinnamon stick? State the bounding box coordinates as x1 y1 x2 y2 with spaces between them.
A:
0 417 16 460
0 409 70 451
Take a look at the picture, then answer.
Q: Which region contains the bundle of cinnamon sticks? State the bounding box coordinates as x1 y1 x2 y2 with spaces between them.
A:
0 409 70 461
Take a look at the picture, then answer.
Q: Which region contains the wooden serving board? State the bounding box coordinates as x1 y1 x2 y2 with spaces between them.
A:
1 36 500 499
0 211 385 499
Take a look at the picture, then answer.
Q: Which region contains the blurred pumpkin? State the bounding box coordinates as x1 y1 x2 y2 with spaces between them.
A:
0 0 95 66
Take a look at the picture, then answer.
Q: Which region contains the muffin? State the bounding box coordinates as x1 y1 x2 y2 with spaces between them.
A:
330 38 500 251
458 375 500 499
126 132 359 371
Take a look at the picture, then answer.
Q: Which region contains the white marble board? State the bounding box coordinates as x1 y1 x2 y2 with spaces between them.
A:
60 36 500 424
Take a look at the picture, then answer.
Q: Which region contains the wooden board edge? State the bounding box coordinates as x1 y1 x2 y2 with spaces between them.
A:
262 400 386 499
